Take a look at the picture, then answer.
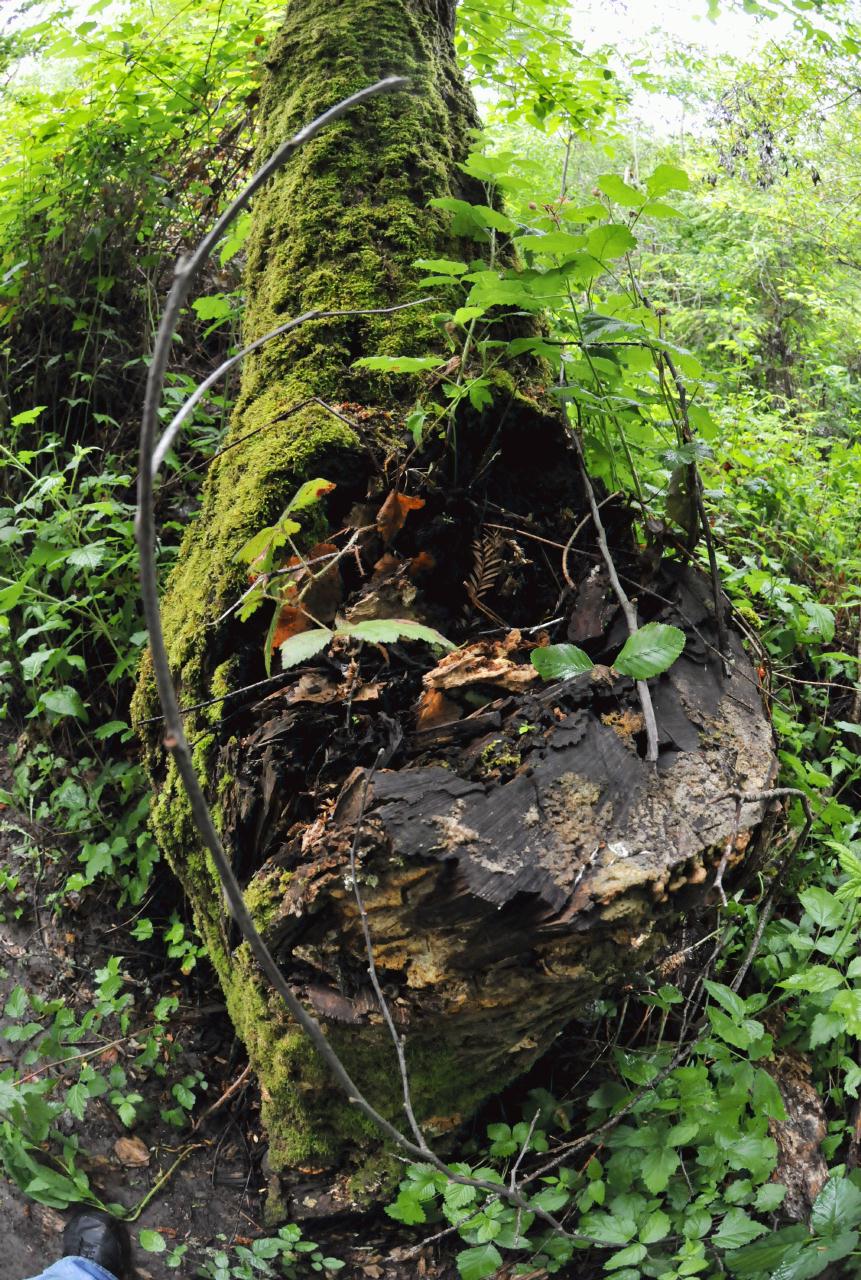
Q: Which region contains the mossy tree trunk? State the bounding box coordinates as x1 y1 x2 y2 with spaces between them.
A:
134 0 775 1205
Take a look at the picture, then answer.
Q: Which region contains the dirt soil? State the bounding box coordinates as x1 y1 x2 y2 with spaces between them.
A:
0 808 456 1280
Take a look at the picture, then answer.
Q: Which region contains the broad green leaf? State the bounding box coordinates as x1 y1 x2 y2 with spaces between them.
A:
11 405 47 427
810 1175 861 1236
338 620 453 649
703 979 748 1021
713 1209 768 1249
708 1007 763 1050
531 644 593 681
798 887 844 930
754 1183 787 1212
515 230 588 254
613 623 686 679
430 196 518 234
413 257 469 275
779 965 844 993
641 1147 679 1193
802 601 835 642
724 1226 808 1275
285 478 335 513
809 1011 845 1048
385 1189 426 1225
641 199 683 219
41 686 88 720
645 163 691 197
830 988 861 1036
67 545 106 570
639 1209 671 1243
456 1243 504 1280
578 1211 637 1245
279 628 334 670
605 1242 647 1269
597 173 645 207
140 1230 167 1254
753 1069 786 1121
586 223 637 260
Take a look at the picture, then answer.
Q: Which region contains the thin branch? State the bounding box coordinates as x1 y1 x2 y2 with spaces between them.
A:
153 303 430 472
570 436 660 762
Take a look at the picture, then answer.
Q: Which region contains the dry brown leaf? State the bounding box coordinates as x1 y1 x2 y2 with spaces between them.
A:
376 490 425 544
114 1135 150 1167
415 688 462 731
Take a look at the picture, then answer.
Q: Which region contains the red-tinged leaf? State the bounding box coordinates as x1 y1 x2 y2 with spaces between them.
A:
376 490 425 544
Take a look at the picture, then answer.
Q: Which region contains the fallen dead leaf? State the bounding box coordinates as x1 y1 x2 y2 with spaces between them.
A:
376 490 424 544
114 1135 150 1167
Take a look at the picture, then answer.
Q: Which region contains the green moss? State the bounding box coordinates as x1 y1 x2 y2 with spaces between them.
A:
132 0 490 1177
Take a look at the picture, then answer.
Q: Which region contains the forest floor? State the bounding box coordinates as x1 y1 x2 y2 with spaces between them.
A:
0 800 453 1280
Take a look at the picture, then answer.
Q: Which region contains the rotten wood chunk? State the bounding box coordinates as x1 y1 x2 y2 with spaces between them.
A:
225 563 776 1152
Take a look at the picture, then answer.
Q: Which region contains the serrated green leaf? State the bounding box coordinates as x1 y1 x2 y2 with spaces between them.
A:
586 223 637 260
613 623 686 679
641 1146 679 1193
279 629 333 670
385 1189 426 1225
339 620 453 649
779 965 844 993
530 644 593 681
140 1230 167 1253
646 163 691 197
456 1243 504 1280
810 1175 861 1236
713 1209 768 1249
597 174 646 207
286 478 335 513
413 257 469 275
798 887 844 930
353 355 448 373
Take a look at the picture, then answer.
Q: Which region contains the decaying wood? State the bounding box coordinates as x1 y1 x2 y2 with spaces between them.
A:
221 562 775 1146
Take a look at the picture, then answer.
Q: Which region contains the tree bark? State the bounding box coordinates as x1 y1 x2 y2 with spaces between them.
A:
133 0 776 1202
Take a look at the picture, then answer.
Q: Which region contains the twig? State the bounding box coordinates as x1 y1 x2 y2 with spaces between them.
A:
560 491 620 592
152 306 430 473
712 797 742 907
348 749 428 1151
570 437 660 762
192 1063 252 1132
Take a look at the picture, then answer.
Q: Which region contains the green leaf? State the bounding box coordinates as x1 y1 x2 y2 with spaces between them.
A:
353 355 448 373
41 686 88 720
413 257 469 275
810 1175 861 1236
597 174 645 208
809 1011 845 1048
798 887 844 930
456 1244 504 1280
753 1069 786 1121
755 1183 787 1212
385 1189 426 1225
713 1209 768 1249
11 405 47 427
140 1230 167 1254
586 223 637 260
338 620 453 649
285 478 335 513
801 602 835 642
530 644 593 681
613 623 686 679
703 979 748 1021
641 1147 679 1194
779 965 844 993
279 629 334 670
639 1209 671 1243
606 1242 647 1269
578 1212 637 1245
67 545 106 570
515 230 588 254
645 163 691 197
724 1226 808 1275
830 989 861 1036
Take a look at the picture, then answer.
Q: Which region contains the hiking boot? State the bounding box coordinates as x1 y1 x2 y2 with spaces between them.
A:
62 1210 131 1279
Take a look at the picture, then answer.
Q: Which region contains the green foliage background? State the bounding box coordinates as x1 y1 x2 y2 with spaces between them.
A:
0 0 860 1277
